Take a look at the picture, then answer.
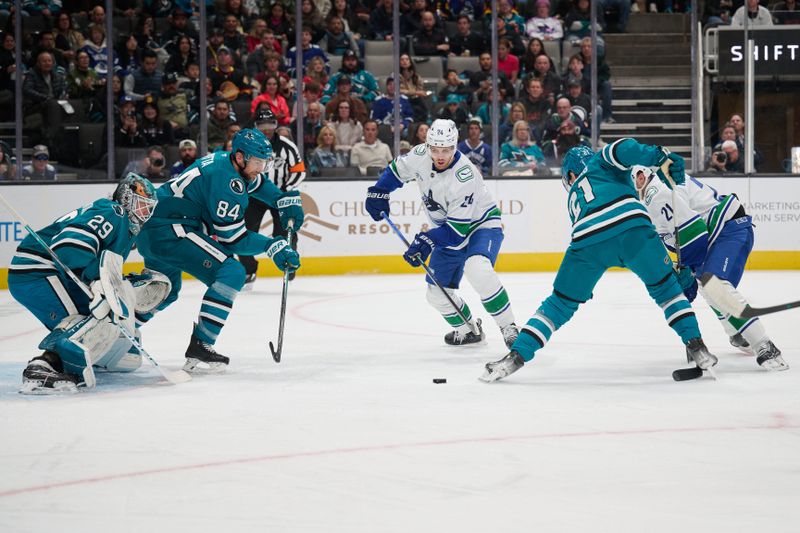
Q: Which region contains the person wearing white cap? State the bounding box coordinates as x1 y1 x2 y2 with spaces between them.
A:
170 139 198 178
22 145 57 180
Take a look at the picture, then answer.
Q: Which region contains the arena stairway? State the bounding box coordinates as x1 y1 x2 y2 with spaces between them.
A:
601 13 694 163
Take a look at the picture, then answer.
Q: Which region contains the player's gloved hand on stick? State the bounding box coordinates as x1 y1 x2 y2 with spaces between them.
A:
656 147 685 188
403 233 435 267
675 266 698 302
277 190 304 229
365 186 390 222
265 237 301 273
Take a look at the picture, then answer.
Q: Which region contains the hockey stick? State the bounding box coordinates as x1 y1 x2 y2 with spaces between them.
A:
381 212 479 335
0 192 190 385
699 272 800 318
269 223 294 363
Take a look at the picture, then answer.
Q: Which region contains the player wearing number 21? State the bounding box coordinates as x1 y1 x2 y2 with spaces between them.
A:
136 128 304 374
481 140 718 382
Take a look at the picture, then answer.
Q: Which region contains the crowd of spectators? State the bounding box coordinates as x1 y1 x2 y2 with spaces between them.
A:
0 0 653 180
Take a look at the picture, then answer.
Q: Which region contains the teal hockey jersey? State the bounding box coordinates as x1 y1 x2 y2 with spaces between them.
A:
152 151 284 256
9 198 135 283
567 138 668 249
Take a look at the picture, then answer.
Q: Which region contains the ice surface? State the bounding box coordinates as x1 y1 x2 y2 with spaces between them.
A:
1 271 799 532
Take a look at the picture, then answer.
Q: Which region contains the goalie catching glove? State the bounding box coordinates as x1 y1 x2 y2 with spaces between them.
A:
403 233 435 267
265 237 300 273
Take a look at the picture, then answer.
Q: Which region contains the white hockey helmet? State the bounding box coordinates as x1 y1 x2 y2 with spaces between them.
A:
630 164 653 198
426 119 459 149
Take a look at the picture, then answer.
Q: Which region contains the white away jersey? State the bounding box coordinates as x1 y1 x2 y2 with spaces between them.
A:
388 144 501 248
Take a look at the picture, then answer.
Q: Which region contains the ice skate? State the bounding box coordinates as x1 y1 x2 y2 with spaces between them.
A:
480 351 525 382
444 318 484 346
685 338 718 370
500 323 519 349
729 333 752 354
184 327 230 374
755 341 789 371
20 352 81 395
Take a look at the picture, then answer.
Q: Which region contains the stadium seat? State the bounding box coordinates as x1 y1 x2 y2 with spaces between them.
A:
414 57 444 81
78 123 106 167
365 166 386 177
328 53 342 73
64 99 87 124
543 41 562 74
446 56 480 76
364 40 394 56
318 167 357 177
365 56 394 78
115 147 146 177
165 145 181 168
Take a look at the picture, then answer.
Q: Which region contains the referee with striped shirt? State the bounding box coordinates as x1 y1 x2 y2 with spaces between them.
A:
241 109 307 285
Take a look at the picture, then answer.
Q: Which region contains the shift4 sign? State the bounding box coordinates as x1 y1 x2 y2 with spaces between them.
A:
0 221 25 242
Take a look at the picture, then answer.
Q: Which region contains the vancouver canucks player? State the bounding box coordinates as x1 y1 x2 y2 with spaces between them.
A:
365 119 518 347
137 128 304 373
632 165 787 371
8 173 160 393
481 140 717 382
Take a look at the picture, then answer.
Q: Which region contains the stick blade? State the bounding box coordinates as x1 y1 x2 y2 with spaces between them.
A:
163 369 192 384
269 342 281 363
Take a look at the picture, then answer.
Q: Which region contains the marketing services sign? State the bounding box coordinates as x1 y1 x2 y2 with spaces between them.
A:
717 27 800 76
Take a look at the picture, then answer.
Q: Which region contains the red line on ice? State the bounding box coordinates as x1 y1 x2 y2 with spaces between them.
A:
1 420 796 498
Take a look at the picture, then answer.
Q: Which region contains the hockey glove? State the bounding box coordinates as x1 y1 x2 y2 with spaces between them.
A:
277 190 305 230
265 237 301 273
656 147 686 188
403 233 435 267
365 186 390 222
89 280 112 320
675 266 698 302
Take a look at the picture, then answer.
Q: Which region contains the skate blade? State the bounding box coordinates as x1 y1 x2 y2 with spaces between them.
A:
760 357 790 372
19 380 79 395
182 358 228 375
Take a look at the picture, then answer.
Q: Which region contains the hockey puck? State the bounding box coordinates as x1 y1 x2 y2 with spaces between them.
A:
433 378 447 384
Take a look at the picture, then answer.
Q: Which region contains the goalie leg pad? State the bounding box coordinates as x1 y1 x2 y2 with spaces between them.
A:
93 329 142 372
39 314 121 376
463 254 515 328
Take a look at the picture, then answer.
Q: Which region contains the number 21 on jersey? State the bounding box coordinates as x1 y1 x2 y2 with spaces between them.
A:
568 177 596 220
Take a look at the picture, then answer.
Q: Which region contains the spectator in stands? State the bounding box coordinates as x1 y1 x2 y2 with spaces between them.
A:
438 68 471 105
410 122 429 146
21 145 57 181
599 0 630 33
116 34 143 78
324 75 369 124
309 125 350 175
564 77 593 118
246 18 268 54
398 53 429 122
494 15 526 56
498 102 528 144
304 55 330 90
115 103 147 147
208 98 237 149
218 0 256 30
532 54 561 102
286 26 329 77
140 98 175 146
526 0 564 41
773 0 800 24
221 13 248 58
709 140 744 173
438 93 470 126
732 0 774 26
134 13 157 48
705 0 734 27
729 113 746 147
449 14 486 56
81 24 112 75
350 119 393 175
253 51 289 89
54 13 84 63
178 62 200 97
165 36 196 76
498 0 526 34
368 0 395 40
563 54 591 97
522 38 551 80
319 15 360 56
293 80 325 121
250 74 291 125
328 99 363 152
68 50 101 100
565 0 605 47
497 38 520 84
163 8 200 56
328 0 364 40
474 85 511 126
725 114 764 169
0 140 15 180
246 29 282 78
87 4 105 27
542 97 590 142
0 33 13 120
290 102 325 158
141 145 168 182
499 120 547 174
206 28 227 71
169 139 198 178
541 119 590 165
458 118 492 175
412 10 450 56
266 1 293 44
371 75 414 135
23 50 67 148
403 0 434 35
30 30 68 71
323 50 379 104
301 0 328 42
124 49 162 102
579 37 613 123
520 77 552 130
210 46 252 97
437 0 486 21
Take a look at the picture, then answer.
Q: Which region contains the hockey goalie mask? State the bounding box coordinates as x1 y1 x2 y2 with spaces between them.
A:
427 119 458 170
115 173 158 235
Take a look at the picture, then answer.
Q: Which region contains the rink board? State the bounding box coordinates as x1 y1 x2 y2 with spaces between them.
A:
1 177 799 288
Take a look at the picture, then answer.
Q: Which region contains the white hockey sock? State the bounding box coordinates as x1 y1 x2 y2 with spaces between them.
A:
426 284 473 331
464 255 515 328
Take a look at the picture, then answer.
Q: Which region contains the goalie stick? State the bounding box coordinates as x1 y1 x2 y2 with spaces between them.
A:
0 191 190 386
269 223 294 363
381 212 480 336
